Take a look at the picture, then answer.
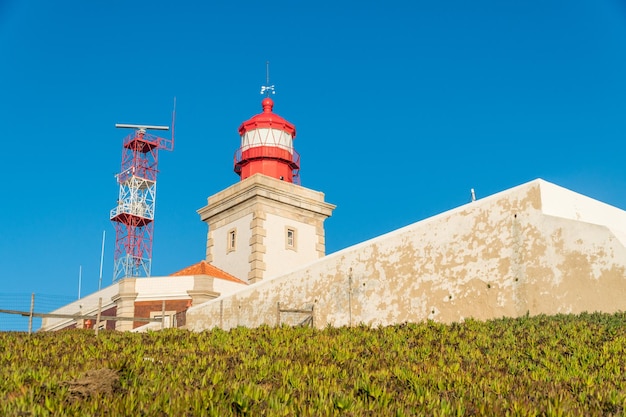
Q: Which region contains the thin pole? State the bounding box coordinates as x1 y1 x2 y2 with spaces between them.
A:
161 300 165 330
220 299 223 329
78 265 82 300
171 97 176 150
348 268 353 327
28 293 35 335
95 298 102 337
99 231 106 290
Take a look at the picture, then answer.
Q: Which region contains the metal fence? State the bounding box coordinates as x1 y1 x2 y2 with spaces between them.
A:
0 293 76 332
2 294 314 333
0 293 170 334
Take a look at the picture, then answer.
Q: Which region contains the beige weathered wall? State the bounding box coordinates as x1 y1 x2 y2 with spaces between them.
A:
263 212 318 278
185 180 626 330
210 213 254 280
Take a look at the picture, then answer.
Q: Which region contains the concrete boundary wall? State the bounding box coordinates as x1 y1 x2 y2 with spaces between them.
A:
185 179 626 330
538 179 626 246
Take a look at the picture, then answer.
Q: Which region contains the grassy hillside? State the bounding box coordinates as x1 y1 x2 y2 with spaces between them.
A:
1 312 625 416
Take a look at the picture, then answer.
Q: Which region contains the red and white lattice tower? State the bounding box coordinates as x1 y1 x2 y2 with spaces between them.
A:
233 63 300 184
110 124 174 281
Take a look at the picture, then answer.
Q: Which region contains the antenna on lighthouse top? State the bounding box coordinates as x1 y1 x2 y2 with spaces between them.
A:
260 61 275 96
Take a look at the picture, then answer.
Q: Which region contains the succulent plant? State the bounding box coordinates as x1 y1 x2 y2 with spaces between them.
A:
0 312 625 415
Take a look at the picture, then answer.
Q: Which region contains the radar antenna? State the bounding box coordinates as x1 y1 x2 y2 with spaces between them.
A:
110 120 174 282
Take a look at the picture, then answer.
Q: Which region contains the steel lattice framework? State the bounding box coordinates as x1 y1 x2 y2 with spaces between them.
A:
110 127 173 282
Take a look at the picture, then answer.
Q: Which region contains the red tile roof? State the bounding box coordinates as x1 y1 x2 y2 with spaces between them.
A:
170 260 247 284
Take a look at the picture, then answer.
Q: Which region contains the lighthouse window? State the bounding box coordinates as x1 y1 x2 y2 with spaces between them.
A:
227 228 237 253
285 227 297 251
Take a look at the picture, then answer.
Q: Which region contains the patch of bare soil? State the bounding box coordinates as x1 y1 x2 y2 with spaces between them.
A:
63 368 121 399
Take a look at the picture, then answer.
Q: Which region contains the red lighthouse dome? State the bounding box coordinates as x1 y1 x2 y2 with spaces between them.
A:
234 98 300 183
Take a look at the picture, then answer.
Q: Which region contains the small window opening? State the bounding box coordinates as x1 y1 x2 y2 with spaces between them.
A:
227 228 237 252
285 227 297 251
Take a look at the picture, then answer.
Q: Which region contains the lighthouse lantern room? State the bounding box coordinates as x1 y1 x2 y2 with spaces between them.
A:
234 98 300 184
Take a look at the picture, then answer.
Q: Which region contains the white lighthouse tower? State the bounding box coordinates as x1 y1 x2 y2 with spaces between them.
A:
198 83 335 283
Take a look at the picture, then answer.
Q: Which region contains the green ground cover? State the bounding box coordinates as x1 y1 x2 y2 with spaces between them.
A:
1 312 625 416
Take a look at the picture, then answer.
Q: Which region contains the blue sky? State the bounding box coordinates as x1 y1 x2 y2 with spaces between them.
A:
1 0 626 305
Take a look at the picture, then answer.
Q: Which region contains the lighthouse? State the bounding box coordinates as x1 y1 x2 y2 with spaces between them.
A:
198 94 335 284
